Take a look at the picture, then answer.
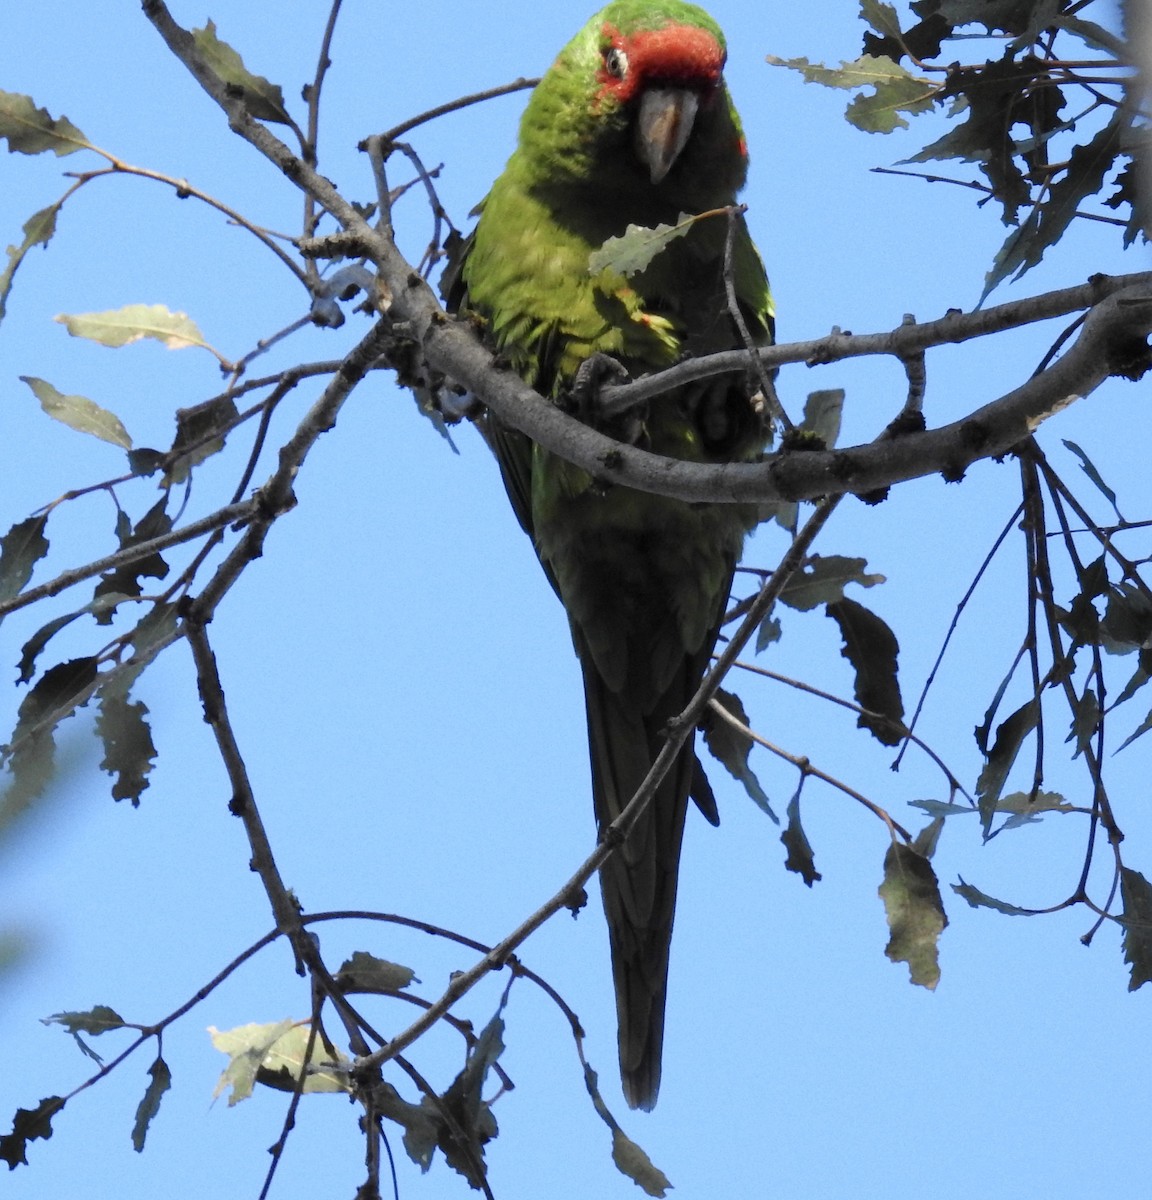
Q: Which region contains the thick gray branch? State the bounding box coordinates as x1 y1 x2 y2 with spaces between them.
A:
143 1 1152 506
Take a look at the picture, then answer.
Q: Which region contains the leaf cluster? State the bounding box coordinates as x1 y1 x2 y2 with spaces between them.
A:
770 0 1148 295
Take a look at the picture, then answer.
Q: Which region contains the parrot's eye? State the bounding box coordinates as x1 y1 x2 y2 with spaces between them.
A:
603 47 628 79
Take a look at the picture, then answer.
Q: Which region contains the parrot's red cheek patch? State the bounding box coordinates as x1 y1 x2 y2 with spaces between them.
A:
595 20 725 106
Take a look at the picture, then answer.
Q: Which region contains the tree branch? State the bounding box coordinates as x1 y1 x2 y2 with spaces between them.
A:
141 2 1152 509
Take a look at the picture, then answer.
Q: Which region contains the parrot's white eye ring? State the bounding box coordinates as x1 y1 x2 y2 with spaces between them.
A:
604 47 628 79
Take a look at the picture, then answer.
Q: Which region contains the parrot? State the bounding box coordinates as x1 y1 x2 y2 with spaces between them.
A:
450 0 773 1110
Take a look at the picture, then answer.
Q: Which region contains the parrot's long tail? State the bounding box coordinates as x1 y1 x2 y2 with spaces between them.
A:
582 662 701 1112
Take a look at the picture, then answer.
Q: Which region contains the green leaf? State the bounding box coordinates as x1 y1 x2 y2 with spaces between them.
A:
983 110 1124 298
781 555 884 611
93 498 172 615
935 0 1058 37
131 602 181 661
1113 654 1152 709
1060 554 1107 646
902 54 1049 228
95 671 157 806
845 61 936 133
0 514 49 611
43 1005 126 1037
1058 14 1127 58
0 1096 65 1169
54 304 213 354
437 1009 504 1187
1104 159 1150 248
210 1020 350 1105
878 841 948 988
374 1082 441 1172
1062 439 1122 520
781 790 821 886
995 790 1073 829
335 951 417 994
909 798 976 818
1100 582 1152 656
767 53 896 90
1120 867 1152 991
1116 703 1152 754
975 699 1038 835
766 54 933 132
754 613 782 652
612 1128 672 1198
589 214 695 277
1065 689 1101 759
0 657 99 823
131 1057 171 1153
826 598 904 745
1 201 62 323
251 1025 352 1096
20 376 132 449
861 0 905 40
17 594 129 684
0 91 89 155
911 815 944 858
952 878 1032 916
191 21 293 125
701 689 778 823
800 388 844 449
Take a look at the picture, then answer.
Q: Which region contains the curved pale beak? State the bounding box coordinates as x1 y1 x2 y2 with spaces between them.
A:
635 87 699 184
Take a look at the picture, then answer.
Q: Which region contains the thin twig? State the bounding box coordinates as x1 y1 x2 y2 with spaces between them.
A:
705 696 913 841
0 500 256 620
375 77 539 144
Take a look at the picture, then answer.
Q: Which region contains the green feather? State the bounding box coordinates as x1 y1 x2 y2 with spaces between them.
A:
454 0 773 1110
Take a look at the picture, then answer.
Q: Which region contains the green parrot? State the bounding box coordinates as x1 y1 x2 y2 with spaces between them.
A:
452 0 773 1110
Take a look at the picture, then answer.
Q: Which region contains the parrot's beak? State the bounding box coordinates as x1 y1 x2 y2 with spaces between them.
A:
635 87 699 185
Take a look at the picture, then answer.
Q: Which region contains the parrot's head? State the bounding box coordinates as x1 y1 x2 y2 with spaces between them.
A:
518 1 748 203
593 7 727 184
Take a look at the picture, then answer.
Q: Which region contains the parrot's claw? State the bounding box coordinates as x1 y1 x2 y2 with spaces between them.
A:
568 352 631 424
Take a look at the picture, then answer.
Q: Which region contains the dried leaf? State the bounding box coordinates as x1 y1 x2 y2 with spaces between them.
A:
0 1096 65 1169
612 1128 672 1198
43 1005 126 1037
826 598 904 745
1120 867 1152 991
878 841 947 988
335 951 417 994
95 671 157 806
781 790 821 886
131 1057 171 1153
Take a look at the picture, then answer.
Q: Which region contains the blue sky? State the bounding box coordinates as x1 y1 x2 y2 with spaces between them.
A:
1 2 1149 1198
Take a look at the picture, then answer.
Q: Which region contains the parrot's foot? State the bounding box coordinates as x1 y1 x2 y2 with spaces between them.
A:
567 352 631 426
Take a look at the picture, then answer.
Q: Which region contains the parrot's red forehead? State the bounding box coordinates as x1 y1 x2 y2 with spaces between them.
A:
596 20 725 102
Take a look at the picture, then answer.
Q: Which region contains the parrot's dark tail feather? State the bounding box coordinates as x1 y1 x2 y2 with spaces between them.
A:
582 663 699 1112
